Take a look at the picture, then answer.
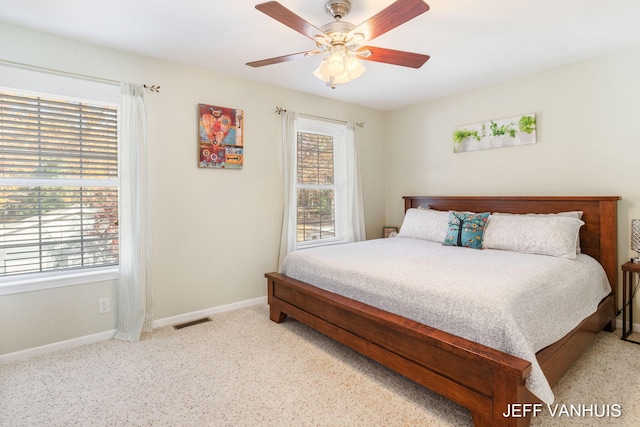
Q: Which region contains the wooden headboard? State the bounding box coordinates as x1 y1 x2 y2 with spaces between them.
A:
403 196 620 302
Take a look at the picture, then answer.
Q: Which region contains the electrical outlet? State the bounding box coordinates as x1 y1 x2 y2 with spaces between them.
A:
98 297 110 314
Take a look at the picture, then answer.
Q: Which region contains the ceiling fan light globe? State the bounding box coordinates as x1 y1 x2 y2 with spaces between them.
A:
331 73 349 85
327 48 347 76
344 55 366 80
313 59 331 82
327 61 346 77
330 55 366 85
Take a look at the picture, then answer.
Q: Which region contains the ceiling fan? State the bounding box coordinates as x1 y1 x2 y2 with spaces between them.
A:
246 0 431 89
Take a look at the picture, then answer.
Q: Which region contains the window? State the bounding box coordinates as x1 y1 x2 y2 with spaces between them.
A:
0 87 119 281
278 112 364 267
296 117 347 248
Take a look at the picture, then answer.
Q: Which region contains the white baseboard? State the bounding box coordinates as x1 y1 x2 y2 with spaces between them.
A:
0 329 117 365
615 318 640 333
0 296 267 365
1 301 633 366
152 296 267 328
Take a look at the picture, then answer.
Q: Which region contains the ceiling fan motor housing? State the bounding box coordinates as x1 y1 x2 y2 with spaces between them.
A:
325 0 351 20
321 21 356 39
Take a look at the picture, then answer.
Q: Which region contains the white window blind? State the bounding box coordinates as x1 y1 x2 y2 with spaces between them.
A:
0 89 119 277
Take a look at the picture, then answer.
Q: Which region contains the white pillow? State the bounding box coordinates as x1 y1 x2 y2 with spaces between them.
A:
483 215 585 259
398 208 449 242
492 211 583 253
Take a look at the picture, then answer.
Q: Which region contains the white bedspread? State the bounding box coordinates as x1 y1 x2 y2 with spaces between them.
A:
280 237 611 403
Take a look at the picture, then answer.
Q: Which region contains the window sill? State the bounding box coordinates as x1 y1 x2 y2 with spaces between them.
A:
297 238 347 250
0 266 119 296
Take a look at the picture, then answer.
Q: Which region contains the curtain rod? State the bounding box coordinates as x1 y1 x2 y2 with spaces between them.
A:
275 106 364 128
0 59 160 92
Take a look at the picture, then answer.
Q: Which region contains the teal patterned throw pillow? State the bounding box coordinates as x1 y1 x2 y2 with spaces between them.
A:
443 211 490 249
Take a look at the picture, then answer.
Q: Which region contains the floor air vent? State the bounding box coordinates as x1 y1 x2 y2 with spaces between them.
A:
172 317 212 330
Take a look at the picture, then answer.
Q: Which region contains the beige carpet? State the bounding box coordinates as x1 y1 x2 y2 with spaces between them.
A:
1 304 639 426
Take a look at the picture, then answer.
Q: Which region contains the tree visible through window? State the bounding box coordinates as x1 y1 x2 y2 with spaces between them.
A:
0 90 119 277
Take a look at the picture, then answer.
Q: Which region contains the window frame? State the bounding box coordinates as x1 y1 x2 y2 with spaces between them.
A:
0 65 121 295
295 117 347 250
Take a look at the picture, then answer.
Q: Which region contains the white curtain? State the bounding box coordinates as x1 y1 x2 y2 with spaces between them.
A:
278 111 298 270
114 82 153 342
345 122 366 242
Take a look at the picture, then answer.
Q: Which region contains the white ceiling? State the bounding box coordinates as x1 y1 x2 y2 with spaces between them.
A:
1 0 640 110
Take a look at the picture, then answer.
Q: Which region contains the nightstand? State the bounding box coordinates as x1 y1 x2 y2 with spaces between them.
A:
621 262 640 344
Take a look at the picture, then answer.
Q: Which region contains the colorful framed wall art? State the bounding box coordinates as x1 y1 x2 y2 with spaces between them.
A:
198 104 244 168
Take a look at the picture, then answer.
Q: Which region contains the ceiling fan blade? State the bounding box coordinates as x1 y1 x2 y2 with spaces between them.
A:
357 46 430 68
246 51 315 68
349 0 429 41
255 1 326 40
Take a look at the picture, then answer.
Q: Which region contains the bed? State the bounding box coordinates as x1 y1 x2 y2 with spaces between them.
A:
265 196 619 426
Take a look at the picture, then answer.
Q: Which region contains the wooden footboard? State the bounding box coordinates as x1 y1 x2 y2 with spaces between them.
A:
267 272 536 426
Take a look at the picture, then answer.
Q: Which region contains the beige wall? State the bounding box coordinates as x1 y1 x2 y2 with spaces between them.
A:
3 20 638 356
384 45 640 320
0 22 386 355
